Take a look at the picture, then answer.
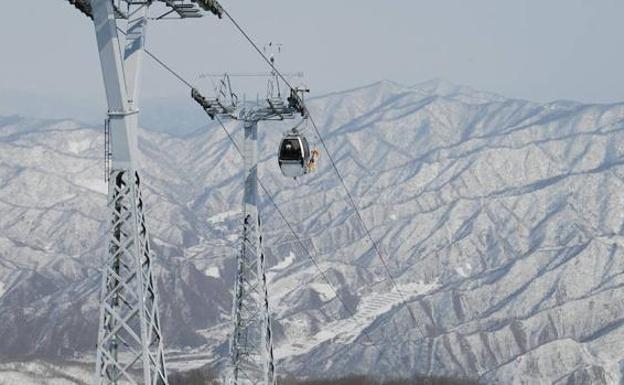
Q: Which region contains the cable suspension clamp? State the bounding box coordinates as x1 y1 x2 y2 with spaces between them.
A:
192 87 236 119
192 0 224 18
66 0 93 19
288 86 310 116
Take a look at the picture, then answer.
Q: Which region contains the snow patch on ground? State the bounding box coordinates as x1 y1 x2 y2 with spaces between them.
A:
455 263 472 278
273 252 295 271
207 210 238 224
275 279 440 360
67 138 91 154
0 361 91 385
205 266 220 278
73 178 107 195
309 282 336 301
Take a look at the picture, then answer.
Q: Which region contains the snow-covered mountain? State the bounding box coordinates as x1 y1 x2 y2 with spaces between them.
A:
1 80 624 384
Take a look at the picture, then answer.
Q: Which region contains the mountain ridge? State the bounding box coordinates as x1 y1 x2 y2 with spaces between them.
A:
1 80 624 384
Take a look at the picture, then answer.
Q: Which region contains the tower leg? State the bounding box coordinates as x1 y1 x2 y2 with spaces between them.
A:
230 120 276 385
91 1 169 384
95 171 168 385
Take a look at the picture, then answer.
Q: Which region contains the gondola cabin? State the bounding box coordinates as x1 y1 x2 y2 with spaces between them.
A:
278 132 311 178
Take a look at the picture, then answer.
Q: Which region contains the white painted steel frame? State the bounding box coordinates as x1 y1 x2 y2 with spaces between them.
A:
230 119 276 385
91 1 169 384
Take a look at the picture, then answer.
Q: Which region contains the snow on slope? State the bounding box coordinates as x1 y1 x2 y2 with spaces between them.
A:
0 361 91 385
1 80 624 384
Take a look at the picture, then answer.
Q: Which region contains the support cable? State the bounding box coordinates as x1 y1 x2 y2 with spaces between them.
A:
145 50 195 89
116 26 194 89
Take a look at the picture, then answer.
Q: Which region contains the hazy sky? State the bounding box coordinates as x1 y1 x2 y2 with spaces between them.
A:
2 0 624 112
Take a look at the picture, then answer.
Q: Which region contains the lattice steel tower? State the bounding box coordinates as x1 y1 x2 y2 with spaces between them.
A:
64 1 223 384
193 78 308 385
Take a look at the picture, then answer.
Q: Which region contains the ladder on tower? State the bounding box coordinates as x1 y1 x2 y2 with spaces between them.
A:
104 117 111 182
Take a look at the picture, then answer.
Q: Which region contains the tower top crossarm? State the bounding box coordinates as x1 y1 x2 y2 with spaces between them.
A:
192 77 308 122
192 87 237 120
65 0 224 20
154 0 223 20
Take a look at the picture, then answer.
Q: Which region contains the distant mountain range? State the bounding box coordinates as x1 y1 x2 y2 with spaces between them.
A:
1 80 624 385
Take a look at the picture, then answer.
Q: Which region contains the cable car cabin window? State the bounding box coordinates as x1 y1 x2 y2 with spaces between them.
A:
280 138 303 161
